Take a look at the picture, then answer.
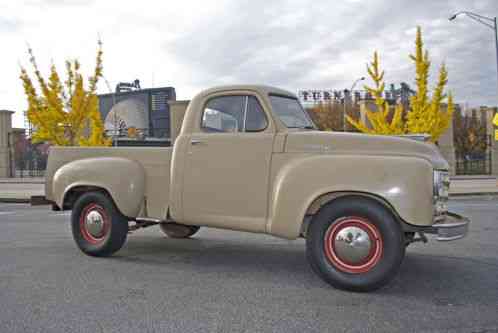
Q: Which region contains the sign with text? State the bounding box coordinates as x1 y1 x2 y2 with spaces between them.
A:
297 89 411 104
298 90 370 103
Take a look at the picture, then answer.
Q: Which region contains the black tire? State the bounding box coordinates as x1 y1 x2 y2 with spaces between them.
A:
306 196 405 292
159 223 200 239
71 192 128 257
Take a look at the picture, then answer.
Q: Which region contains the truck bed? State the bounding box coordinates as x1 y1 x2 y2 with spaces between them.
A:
45 146 173 219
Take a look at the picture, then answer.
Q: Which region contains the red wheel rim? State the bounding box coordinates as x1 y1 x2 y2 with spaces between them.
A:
324 217 383 274
79 203 110 244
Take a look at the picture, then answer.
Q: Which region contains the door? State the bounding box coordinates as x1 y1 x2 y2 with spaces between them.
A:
182 94 274 232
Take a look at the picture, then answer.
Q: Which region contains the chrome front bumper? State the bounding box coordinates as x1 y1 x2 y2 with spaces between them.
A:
428 212 470 241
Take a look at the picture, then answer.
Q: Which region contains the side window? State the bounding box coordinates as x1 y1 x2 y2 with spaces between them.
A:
245 96 268 132
201 96 244 133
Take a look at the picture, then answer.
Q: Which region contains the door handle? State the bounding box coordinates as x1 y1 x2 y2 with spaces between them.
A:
191 138 205 145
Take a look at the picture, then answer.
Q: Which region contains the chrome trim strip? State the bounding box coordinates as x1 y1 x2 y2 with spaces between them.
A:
135 217 163 223
437 234 466 242
242 96 248 131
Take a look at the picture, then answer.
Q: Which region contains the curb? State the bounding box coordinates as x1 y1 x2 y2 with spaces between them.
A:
0 182 44 185
0 198 31 203
0 178 44 184
450 192 498 196
449 192 498 199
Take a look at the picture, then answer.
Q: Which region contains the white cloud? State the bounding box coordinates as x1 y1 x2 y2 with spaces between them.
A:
1 0 497 128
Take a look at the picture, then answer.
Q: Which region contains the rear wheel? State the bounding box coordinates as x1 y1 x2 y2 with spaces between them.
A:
71 192 128 257
159 223 200 238
306 197 405 292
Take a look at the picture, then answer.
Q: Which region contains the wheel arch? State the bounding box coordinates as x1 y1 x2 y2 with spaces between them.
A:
62 185 113 210
300 191 402 238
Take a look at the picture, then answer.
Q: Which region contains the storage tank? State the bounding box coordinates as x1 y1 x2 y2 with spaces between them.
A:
98 86 176 145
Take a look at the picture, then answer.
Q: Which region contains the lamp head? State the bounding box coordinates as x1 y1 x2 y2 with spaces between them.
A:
449 14 458 21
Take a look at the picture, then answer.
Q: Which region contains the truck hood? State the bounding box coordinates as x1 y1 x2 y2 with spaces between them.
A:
284 131 449 170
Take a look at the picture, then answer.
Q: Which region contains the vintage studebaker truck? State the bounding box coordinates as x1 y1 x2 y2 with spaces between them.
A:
43 85 469 291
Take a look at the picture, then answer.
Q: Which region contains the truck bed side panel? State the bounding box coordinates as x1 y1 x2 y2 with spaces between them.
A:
46 147 172 219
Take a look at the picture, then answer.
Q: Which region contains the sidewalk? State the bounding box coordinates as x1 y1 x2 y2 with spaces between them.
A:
449 175 498 196
1 176 497 203
0 178 44 202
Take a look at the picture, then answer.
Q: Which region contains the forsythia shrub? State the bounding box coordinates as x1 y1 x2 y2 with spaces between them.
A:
20 41 111 146
347 26 454 142
346 51 405 135
405 27 454 142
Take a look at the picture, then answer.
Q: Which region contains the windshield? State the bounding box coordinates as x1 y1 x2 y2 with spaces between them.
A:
269 95 316 129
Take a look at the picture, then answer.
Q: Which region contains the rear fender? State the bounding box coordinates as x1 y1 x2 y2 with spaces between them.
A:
53 157 146 217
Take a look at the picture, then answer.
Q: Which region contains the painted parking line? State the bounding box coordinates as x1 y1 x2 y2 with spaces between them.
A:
51 212 70 216
449 203 498 208
0 209 66 217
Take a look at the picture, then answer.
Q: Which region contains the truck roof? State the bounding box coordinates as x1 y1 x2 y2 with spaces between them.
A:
197 85 297 99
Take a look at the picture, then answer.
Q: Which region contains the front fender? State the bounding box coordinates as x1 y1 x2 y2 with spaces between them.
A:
267 154 434 239
53 157 146 217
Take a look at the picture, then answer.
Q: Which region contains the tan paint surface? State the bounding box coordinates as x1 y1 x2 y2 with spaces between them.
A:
46 85 450 240
169 100 189 144
267 153 433 239
46 146 171 218
52 157 145 217
181 132 274 232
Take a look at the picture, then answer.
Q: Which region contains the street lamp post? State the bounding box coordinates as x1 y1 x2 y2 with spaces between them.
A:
449 11 498 103
343 77 365 131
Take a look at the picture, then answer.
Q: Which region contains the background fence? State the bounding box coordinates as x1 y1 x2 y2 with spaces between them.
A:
455 156 492 175
8 129 48 178
455 134 493 176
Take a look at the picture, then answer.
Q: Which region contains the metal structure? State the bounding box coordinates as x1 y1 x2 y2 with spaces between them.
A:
449 11 498 104
98 85 176 146
115 79 141 93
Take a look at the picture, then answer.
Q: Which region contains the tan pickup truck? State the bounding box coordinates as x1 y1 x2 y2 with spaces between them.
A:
44 85 469 291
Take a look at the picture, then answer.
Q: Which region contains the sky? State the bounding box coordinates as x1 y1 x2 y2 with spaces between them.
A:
1 0 498 128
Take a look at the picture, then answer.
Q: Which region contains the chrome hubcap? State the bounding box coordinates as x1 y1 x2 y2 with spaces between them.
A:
85 210 105 238
333 226 372 265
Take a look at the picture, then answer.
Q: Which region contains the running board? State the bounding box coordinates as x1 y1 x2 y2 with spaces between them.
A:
129 217 173 232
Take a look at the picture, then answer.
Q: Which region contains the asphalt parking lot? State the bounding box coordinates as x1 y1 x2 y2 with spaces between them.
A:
0 198 497 333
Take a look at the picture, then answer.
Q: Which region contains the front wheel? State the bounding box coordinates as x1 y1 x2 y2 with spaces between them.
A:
71 192 128 257
306 197 405 292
